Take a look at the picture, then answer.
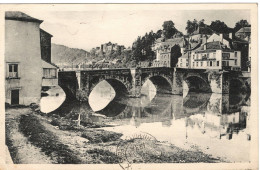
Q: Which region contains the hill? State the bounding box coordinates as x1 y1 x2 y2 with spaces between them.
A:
51 43 90 67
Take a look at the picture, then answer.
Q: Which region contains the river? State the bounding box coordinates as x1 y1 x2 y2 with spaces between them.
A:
40 80 251 162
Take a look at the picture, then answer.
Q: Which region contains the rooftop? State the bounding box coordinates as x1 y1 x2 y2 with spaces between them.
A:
40 29 53 37
5 11 43 23
154 37 187 49
42 60 59 69
179 52 189 59
236 27 251 33
194 41 234 53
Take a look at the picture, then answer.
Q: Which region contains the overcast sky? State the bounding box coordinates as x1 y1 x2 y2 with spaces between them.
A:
23 9 250 51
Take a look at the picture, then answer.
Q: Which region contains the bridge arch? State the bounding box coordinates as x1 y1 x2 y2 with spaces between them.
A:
142 75 173 94
184 74 211 93
88 78 129 115
89 77 130 97
229 78 250 94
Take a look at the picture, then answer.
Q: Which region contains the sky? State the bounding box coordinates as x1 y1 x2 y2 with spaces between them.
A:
22 9 250 51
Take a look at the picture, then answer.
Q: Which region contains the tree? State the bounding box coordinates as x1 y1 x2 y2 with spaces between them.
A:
132 36 142 63
234 19 250 32
199 19 205 27
155 30 162 39
210 20 230 34
185 19 205 35
162 20 177 39
170 45 182 67
90 48 96 56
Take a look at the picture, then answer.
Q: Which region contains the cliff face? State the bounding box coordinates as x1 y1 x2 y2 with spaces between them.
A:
51 43 90 67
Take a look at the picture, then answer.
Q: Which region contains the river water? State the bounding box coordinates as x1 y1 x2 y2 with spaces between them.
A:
40 80 251 163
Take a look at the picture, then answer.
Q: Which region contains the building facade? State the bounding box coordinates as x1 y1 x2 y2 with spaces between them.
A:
235 27 251 40
152 37 187 67
5 11 43 105
5 11 58 105
190 41 241 71
176 52 189 68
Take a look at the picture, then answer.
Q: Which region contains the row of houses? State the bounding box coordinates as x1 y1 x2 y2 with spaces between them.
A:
152 26 251 71
5 11 58 105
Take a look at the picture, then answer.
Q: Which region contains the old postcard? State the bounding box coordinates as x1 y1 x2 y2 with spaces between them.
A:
0 3 258 170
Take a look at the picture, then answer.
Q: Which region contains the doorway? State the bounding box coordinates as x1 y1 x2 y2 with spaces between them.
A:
11 90 19 105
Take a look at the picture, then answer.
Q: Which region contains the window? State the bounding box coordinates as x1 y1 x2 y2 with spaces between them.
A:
222 53 230 59
193 62 195 66
234 60 237 65
196 62 198 67
234 52 237 57
201 62 203 66
210 61 212 66
8 64 18 78
217 61 219 66
186 63 188 67
43 68 57 78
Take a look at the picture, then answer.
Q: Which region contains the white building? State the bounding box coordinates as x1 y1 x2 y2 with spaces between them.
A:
5 11 57 105
177 52 189 68
190 41 241 71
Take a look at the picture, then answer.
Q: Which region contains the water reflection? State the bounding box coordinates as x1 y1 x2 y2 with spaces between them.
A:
40 86 66 113
43 81 251 162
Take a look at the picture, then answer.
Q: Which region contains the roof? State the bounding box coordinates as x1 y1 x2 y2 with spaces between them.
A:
236 27 251 33
42 60 59 69
154 37 187 49
40 29 53 37
180 52 189 59
5 11 43 23
194 41 233 53
222 33 247 43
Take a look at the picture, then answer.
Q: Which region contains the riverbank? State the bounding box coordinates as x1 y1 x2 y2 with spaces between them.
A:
5 106 222 164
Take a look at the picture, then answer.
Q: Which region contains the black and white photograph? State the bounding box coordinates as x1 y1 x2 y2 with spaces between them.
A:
1 3 258 170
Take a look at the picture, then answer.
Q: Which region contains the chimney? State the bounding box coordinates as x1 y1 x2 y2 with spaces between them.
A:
220 33 223 43
229 32 233 39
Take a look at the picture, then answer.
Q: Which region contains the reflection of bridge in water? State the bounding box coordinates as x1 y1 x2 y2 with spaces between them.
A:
98 91 250 138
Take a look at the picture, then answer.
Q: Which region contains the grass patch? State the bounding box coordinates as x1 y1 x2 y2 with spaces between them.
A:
86 148 120 164
19 114 82 164
81 129 123 143
5 122 19 163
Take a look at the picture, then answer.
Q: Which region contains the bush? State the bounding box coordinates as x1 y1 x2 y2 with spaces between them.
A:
81 129 123 143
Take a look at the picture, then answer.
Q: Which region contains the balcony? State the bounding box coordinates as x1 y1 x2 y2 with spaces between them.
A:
5 77 21 89
42 78 58 87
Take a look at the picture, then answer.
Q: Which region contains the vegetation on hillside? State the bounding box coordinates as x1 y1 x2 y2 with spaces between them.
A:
51 19 250 69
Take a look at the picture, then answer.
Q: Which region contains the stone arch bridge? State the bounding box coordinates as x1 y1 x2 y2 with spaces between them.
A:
58 67 251 101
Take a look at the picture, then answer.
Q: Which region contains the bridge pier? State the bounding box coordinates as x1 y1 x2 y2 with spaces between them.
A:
172 70 184 95
129 68 142 97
